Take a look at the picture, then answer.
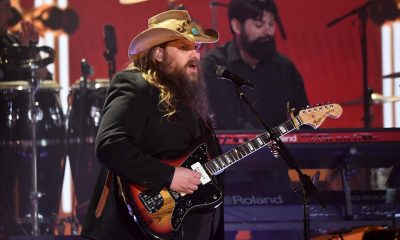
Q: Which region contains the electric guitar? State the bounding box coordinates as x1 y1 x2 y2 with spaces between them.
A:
120 103 343 239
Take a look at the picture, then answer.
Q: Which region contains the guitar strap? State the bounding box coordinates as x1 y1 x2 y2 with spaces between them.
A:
95 170 113 218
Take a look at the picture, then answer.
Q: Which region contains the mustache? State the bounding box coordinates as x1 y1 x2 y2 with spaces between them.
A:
256 35 274 43
185 58 200 67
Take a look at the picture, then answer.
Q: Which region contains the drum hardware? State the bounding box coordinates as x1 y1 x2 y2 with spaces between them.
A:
15 213 52 235
327 2 376 128
0 46 54 68
1 44 57 236
0 45 54 81
49 107 63 127
27 59 41 236
66 67 109 225
382 72 400 79
91 106 101 127
0 80 65 235
370 92 400 103
119 0 149 4
65 58 94 234
55 216 80 236
6 102 19 129
339 91 400 106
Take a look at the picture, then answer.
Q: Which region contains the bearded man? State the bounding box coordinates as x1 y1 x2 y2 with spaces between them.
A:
81 10 224 240
202 0 309 130
201 0 309 193
0 0 39 48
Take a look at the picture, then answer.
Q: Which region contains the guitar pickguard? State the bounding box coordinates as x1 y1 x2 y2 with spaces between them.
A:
168 143 223 231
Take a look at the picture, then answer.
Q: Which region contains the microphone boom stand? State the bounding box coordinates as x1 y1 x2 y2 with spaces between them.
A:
103 42 116 81
326 0 377 128
232 84 326 240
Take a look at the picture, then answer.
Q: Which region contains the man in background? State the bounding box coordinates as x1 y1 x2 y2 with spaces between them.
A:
202 0 309 192
0 0 39 48
1 0 51 81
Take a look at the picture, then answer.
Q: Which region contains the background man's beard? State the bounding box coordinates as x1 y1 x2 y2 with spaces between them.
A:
157 58 211 122
241 34 277 61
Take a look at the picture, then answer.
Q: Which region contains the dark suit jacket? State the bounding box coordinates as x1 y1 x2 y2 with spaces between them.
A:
81 70 223 240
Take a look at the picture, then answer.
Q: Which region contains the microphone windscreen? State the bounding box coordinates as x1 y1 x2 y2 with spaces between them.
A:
103 25 117 53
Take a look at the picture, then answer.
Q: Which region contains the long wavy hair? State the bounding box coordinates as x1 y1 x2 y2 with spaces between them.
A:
127 44 212 124
126 44 178 119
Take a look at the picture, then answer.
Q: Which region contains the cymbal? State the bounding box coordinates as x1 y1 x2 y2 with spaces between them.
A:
382 72 400 78
371 92 400 103
339 92 400 106
119 0 149 4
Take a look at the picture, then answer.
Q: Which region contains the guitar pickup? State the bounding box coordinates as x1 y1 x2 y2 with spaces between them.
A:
191 162 211 185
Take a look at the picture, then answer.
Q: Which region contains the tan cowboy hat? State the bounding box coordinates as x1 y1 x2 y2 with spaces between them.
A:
128 10 219 60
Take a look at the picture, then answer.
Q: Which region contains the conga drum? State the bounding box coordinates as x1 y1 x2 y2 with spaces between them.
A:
0 80 66 235
66 79 109 223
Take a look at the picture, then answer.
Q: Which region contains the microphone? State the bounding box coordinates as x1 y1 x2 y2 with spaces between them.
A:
81 58 94 77
215 65 255 89
103 25 117 54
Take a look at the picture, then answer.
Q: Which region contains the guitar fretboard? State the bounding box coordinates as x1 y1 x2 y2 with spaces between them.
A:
203 117 301 176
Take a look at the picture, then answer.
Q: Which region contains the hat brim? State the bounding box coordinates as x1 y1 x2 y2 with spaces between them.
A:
128 27 219 60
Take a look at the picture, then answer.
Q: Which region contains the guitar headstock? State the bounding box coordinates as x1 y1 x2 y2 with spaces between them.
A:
297 103 343 129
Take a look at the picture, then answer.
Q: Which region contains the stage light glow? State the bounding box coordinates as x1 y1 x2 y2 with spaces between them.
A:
381 20 400 127
119 0 149 4
393 22 400 127
59 34 69 114
382 24 393 127
61 156 73 213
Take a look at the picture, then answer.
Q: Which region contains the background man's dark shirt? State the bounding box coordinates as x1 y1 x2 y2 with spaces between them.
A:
202 40 309 130
202 41 309 193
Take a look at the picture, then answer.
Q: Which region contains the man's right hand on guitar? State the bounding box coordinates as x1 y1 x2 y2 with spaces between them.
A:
170 167 201 194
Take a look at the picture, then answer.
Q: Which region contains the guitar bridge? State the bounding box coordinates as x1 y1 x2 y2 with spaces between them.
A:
139 191 164 214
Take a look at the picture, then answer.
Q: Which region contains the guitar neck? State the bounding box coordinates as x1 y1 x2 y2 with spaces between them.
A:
204 116 302 176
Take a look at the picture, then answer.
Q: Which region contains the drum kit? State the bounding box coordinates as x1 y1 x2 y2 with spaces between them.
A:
338 72 400 106
0 45 109 236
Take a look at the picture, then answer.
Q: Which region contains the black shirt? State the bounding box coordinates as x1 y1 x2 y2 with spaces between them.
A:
202 40 309 129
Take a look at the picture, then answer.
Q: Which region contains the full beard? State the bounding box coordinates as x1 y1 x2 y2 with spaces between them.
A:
241 33 277 61
156 56 212 123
